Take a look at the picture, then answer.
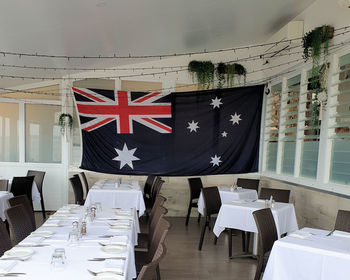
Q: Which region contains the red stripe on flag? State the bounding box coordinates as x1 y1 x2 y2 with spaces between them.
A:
133 92 161 103
83 117 114 131
72 87 105 103
141 118 172 133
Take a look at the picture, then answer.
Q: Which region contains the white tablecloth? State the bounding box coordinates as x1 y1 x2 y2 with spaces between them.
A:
213 200 298 237
85 180 146 217
263 228 350 280
197 187 258 215
8 180 41 202
0 205 138 280
0 191 14 221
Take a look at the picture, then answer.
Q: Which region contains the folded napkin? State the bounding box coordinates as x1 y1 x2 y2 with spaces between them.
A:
99 236 128 246
20 236 44 246
109 220 131 227
288 230 312 239
0 261 17 273
115 210 132 216
332 230 350 238
88 259 125 275
110 224 131 231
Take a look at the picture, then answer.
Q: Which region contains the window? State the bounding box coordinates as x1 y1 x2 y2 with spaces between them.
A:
298 70 321 178
264 83 282 171
280 75 300 175
330 53 350 184
25 104 62 163
0 102 19 162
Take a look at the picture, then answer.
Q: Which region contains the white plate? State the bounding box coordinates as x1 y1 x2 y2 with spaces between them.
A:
92 272 123 280
4 248 34 258
31 231 54 238
100 245 127 254
109 225 130 232
114 212 131 217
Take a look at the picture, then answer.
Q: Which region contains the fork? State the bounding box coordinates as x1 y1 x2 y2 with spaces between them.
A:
87 269 123 276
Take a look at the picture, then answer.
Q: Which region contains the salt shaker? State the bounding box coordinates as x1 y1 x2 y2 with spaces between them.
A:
81 222 87 235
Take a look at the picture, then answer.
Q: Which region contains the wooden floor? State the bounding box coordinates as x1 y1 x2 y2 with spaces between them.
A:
34 213 257 280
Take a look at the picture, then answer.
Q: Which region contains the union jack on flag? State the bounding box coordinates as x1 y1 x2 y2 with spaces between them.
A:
72 87 172 134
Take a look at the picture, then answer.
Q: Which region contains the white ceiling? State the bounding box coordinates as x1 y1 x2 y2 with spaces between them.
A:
0 0 315 88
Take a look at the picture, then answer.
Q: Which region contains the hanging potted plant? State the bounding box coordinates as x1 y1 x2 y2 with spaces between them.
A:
58 113 73 134
188 60 215 89
216 62 226 89
215 63 247 88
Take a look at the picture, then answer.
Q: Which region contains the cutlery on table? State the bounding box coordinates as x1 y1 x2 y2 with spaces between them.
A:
88 257 126 261
98 235 115 238
87 269 123 276
98 242 127 247
0 273 26 276
0 258 27 262
16 244 49 248
327 229 335 236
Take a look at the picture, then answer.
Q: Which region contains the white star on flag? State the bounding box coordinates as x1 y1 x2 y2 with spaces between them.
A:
230 112 242 125
187 120 199 132
221 131 228 137
210 154 222 167
210 97 223 109
113 143 140 169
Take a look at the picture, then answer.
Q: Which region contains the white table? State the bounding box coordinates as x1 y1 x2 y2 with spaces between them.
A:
263 228 350 280
0 191 14 221
0 205 138 280
85 179 146 217
8 179 41 202
197 187 258 215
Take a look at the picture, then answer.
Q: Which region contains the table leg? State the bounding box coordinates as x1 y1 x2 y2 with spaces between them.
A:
229 231 257 260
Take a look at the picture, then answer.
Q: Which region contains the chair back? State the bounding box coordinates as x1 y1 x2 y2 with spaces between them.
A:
0 180 9 191
188 178 203 200
137 244 167 280
0 221 12 257
237 178 260 192
5 204 33 244
149 195 167 222
10 176 35 207
8 195 36 231
144 175 156 197
151 178 163 200
202 186 221 216
69 175 84 205
26 170 45 194
259 188 290 203
149 206 168 236
79 172 89 199
335 210 350 233
147 218 170 263
252 208 278 256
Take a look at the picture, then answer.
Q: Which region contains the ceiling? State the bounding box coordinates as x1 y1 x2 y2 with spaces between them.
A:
0 0 315 88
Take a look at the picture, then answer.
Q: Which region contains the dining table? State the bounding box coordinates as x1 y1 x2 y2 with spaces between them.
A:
85 179 146 217
263 227 350 280
213 199 298 257
0 204 139 280
197 186 258 215
0 191 14 221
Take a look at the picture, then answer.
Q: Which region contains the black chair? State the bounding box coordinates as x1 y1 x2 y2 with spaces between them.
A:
69 175 84 205
198 186 221 250
259 188 291 203
0 180 9 191
334 210 350 233
10 176 35 209
185 178 203 226
79 172 90 199
144 175 156 216
5 204 34 244
151 179 164 204
27 170 46 219
237 178 260 252
0 221 12 257
8 195 36 231
137 243 166 280
252 208 278 280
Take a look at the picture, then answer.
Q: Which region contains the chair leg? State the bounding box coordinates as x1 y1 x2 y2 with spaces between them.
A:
198 217 208 250
214 235 218 245
185 203 192 226
228 229 233 257
241 231 246 252
254 255 264 280
156 264 161 280
40 199 46 220
197 213 201 224
246 232 251 253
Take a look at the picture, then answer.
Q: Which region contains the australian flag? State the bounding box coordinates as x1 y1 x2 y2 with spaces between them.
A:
72 85 264 176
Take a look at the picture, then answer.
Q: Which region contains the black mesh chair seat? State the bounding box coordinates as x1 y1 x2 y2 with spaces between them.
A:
335 210 350 233
69 175 85 205
5 204 34 245
252 208 278 280
27 170 46 219
137 244 166 280
259 188 291 203
8 195 36 231
198 186 221 250
10 176 35 209
186 178 203 226
0 221 12 257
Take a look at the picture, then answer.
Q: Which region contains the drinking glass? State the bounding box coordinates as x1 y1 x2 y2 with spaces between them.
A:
67 231 79 246
95 202 102 212
51 251 65 270
54 248 66 261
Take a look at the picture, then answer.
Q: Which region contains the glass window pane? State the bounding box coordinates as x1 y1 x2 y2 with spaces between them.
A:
25 104 61 163
0 102 19 162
